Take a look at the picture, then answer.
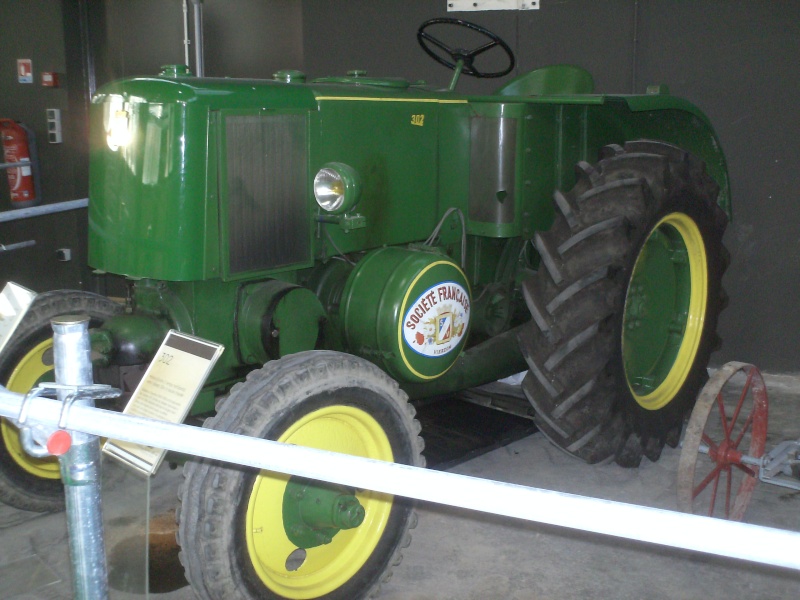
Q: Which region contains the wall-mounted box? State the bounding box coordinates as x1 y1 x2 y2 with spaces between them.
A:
46 108 62 144
42 72 59 87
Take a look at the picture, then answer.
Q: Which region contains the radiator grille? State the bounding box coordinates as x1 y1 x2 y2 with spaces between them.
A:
225 113 309 274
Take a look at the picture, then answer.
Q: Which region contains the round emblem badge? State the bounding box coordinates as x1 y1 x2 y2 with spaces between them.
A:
402 282 470 358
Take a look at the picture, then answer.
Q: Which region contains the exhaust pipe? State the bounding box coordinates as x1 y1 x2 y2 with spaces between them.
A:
189 0 205 77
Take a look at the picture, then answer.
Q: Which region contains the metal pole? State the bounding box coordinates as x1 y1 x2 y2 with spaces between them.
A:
52 315 109 600
190 0 204 77
0 198 88 223
0 161 30 170
182 0 191 68
0 240 36 253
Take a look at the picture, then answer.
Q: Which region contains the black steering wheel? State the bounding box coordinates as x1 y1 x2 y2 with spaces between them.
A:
417 18 515 79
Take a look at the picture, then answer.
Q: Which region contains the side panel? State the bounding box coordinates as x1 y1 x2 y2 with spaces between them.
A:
312 96 443 254
89 96 210 280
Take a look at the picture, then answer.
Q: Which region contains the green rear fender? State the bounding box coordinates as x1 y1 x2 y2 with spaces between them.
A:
623 94 731 219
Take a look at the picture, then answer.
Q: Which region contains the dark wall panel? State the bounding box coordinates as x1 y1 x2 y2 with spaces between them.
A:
203 0 303 78
0 1 74 205
94 0 186 85
0 1 87 292
634 1 800 370
0 211 89 292
95 0 303 84
513 0 635 93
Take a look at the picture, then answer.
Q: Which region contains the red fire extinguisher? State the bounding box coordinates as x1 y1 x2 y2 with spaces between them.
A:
1 118 39 208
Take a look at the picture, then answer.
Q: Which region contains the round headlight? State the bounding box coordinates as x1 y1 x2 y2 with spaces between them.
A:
313 163 361 214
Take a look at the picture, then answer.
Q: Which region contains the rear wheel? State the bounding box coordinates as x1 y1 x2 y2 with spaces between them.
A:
178 351 425 600
0 290 122 512
519 140 729 467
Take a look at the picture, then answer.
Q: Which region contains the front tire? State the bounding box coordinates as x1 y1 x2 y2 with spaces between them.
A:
0 290 123 512
519 140 728 467
178 351 425 600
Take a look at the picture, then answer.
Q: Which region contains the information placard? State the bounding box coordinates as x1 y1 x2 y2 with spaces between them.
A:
103 330 223 475
0 282 36 355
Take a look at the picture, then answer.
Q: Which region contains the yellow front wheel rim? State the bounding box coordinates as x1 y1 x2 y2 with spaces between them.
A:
246 405 394 599
1 339 61 479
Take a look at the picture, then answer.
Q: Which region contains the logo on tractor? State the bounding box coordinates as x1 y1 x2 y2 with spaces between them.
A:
436 312 452 344
403 282 469 357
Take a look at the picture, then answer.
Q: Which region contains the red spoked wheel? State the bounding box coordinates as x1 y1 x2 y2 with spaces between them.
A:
677 361 769 521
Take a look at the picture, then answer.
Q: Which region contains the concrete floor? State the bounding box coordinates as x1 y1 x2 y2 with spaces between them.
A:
1 374 799 599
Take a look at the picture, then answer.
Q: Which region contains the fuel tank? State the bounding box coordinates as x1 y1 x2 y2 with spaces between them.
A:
339 246 471 383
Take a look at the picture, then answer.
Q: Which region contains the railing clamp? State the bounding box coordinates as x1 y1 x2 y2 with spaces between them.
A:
15 383 121 458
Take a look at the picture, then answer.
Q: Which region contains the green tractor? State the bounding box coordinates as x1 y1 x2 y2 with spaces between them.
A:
0 19 728 600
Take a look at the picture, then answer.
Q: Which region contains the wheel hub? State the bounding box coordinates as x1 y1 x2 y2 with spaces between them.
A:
709 440 744 468
622 213 708 409
244 403 398 598
283 477 365 548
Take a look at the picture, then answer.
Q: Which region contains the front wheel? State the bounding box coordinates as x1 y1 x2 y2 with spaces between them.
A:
178 351 425 600
0 290 122 512
520 140 729 467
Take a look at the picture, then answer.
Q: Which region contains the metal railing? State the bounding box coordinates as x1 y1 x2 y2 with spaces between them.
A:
0 197 88 223
0 194 88 254
0 318 799 597
0 240 36 253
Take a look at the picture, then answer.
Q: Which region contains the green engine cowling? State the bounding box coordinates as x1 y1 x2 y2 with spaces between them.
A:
337 246 471 383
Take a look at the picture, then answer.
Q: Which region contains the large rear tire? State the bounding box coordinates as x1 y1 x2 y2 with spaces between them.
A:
519 140 728 467
178 351 425 600
0 290 123 511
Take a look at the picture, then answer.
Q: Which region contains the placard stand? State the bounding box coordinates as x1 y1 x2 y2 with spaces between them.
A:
99 329 222 597
102 459 150 598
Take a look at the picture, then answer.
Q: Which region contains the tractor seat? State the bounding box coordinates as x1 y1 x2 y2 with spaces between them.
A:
495 65 594 96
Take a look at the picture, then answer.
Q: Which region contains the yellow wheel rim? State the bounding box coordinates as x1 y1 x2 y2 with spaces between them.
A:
246 405 394 599
1 339 61 479
623 213 708 410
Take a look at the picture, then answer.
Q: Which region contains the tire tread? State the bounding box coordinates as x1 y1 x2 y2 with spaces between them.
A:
520 140 729 466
